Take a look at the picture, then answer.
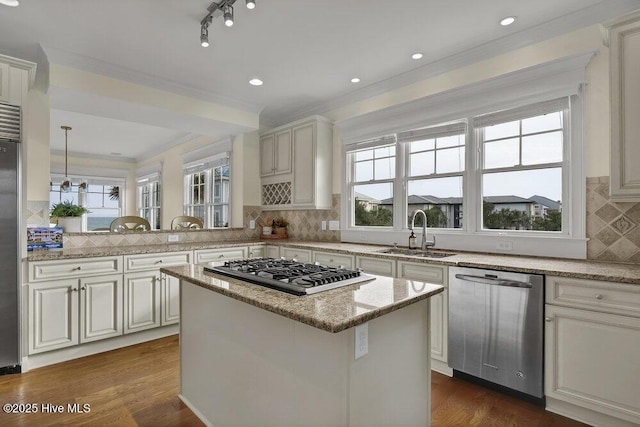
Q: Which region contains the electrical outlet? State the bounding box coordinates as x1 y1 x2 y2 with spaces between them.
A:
249 220 256 229
168 234 179 243
329 220 340 231
496 241 513 251
321 221 327 230
355 323 368 359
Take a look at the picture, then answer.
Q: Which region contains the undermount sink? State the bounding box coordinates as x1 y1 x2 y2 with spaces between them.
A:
376 248 456 258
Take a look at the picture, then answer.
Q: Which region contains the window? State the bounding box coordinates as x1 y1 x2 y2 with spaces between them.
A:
344 97 572 237
183 153 230 228
50 175 123 231
400 123 466 229
347 137 396 227
137 173 161 230
475 98 567 232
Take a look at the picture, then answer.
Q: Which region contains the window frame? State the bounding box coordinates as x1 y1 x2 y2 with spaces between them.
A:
136 172 161 230
182 153 231 229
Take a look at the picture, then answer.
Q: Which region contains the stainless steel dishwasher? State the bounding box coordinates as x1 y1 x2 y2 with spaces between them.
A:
448 266 544 400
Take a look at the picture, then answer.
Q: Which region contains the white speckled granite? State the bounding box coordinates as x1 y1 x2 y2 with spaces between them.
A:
161 264 444 333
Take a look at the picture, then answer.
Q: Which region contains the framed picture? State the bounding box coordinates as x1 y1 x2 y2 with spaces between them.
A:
27 227 63 251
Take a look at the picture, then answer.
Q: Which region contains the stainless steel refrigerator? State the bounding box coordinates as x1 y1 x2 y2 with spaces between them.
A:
0 102 21 374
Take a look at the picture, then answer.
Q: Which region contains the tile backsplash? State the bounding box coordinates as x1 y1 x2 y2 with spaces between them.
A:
586 177 640 263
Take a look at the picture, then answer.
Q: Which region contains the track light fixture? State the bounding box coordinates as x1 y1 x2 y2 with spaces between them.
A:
200 0 255 47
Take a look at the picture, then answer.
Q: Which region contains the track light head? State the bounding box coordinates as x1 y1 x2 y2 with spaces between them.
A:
200 24 210 47
246 0 255 9
224 4 234 27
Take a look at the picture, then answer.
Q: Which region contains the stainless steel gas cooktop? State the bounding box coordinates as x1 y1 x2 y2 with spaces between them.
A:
204 257 374 295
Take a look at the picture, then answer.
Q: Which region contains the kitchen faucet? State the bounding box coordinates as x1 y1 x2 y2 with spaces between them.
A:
410 209 436 250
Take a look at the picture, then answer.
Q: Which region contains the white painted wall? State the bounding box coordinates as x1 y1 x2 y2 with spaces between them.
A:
24 89 50 201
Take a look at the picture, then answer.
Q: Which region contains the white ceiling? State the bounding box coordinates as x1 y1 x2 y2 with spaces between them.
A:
1 0 640 159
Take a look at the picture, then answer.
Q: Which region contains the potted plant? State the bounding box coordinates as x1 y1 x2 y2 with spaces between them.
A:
272 217 289 236
50 200 90 232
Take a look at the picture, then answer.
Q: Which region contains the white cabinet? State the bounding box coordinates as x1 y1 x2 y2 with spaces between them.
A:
29 274 123 354
545 276 640 425
261 116 333 210
123 251 191 330
124 271 161 333
398 261 449 374
608 12 640 201
29 279 79 354
195 247 247 264
313 250 354 269
356 256 396 277
264 245 280 258
79 274 123 343
0 62 9 103
29 256 122 282
0 54 35 106
247 245 265 258
260 130 292 177
281 247 312 263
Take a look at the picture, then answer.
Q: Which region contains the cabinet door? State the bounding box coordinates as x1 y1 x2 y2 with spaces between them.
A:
429 290 448 363
29 279 79 354
274 129 292 174
80 274 123 343
265 245 280 258
260 134 275 176
0 63 9 103
161 273 180 326
292 123 315 205
124 271 161 333
248 245 265 258
545 305 640 423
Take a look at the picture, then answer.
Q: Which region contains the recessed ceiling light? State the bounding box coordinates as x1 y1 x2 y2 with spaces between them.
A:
411 53 423 60
249 78 263 86
500 16 516 26
351 77 361 83
0 0 19 6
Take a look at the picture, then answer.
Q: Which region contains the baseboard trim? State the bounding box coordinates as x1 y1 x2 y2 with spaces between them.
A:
431 359 453 377
21 325 179 372
546 397 639 427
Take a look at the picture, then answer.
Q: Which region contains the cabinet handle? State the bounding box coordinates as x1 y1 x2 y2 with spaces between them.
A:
155 260 164 264
595 294 603 300
72 266 82 271
218 254 225 258
544 317 553 322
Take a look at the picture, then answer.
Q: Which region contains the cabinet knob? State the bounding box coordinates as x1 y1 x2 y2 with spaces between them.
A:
71 287 78 292
81 286 86 291
218 254 225 258
544 317 553 322
155 260 164 264
72 266 82 271
595 294 603 300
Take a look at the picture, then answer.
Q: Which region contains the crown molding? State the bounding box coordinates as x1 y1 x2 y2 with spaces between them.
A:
135 132 200 163
261 0 640 127
42 45 264 115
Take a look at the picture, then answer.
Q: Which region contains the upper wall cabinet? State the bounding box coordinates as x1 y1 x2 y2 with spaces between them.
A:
0 54 36 107
609 12 640 201
260 116 333 210
260 129 292 177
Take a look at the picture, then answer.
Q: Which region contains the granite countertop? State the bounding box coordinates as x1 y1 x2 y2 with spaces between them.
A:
27 239 640 286
161 264 444 333
26 240 261 261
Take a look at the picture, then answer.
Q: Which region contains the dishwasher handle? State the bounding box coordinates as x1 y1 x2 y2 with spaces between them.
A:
454 273 533 288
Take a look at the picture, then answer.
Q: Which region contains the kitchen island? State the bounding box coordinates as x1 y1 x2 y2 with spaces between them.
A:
162 263 444 427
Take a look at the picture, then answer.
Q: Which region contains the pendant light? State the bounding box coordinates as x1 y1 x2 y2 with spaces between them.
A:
59 125 86 193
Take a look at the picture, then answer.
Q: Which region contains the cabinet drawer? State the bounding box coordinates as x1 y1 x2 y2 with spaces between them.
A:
29 256 122 282
398 261 446 285
195 247 247 264
313 251 354 269
546 276 640 318
281 247 312 263
248 246 265 258
124 251 192 273
356 256 396 277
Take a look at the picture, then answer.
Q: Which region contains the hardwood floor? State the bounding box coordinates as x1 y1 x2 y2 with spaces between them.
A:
0 336 586 426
